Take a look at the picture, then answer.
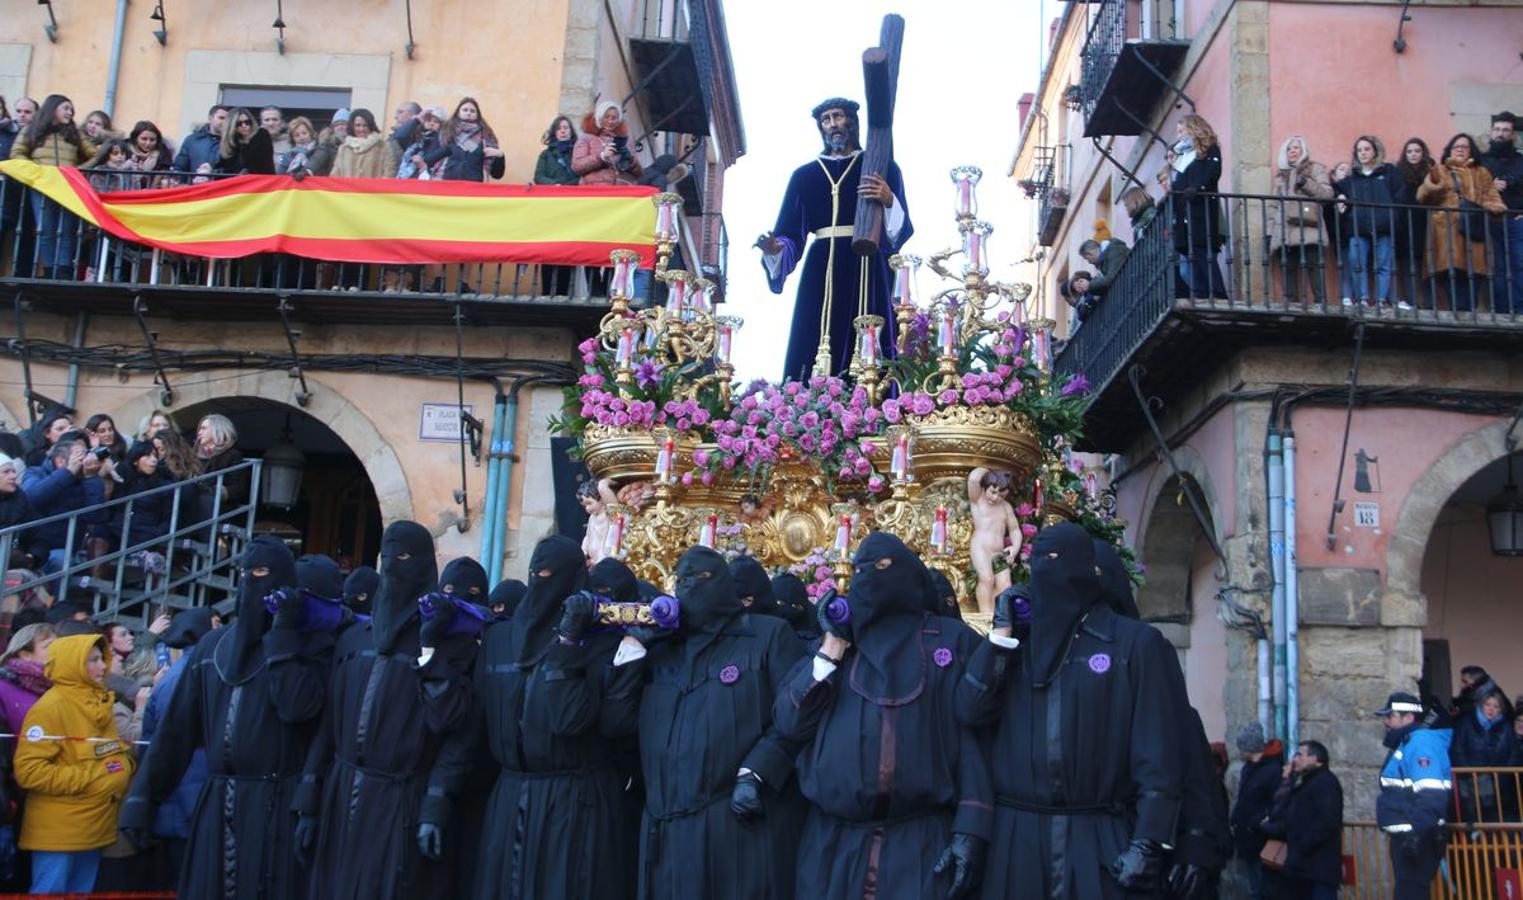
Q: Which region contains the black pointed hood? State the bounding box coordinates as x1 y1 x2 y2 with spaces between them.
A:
1094 539 1140 620
488 579 526 617
510 536 586 665
770 572 818 635
675 546 740 635
439 557 489 603
846 532 932 706
728 556 779 616
164 607 216 650
588 557 639 602
372 521 437 655
343 566 379 615
927 568 963 620
296 554 343 599
216 534 296 684
1028 523 1101 688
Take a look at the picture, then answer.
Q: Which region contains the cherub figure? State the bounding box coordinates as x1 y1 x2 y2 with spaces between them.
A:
578 477 619 565
968 467 1023 615
736 492 773 526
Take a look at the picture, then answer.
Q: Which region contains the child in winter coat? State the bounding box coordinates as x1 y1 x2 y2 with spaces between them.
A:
13 633 135 894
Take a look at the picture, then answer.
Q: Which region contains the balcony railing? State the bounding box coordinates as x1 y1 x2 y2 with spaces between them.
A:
1079 0 1127 111
0 169 640 307
1023 144 1072 247
1 460 261 628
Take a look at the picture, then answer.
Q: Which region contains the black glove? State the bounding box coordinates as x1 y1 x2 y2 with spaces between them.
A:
815 589 851 642
270 587 305 631
417 822 444 861
121 824 155 851
294 814 318 867
992 586 1022 633
1111 839 1167 891
557 591 597 643
933 833 986 900
627 624 673 649
1165 862 1207 900
419 593 456 647
730 772 764 823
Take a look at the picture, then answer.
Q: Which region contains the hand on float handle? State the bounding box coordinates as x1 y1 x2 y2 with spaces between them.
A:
557 591 598 644
933 833 987 900
730 771 765 824
1110 839 1167 891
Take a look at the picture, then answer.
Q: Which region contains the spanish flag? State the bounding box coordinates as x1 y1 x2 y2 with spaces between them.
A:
0 159 658 266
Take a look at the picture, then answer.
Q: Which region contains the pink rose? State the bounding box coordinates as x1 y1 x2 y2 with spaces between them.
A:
1021 523 1038 539
867 475 885 492
693 449 710 466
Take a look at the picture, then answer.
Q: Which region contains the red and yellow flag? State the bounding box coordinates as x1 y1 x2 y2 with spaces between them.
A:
0 160 658 266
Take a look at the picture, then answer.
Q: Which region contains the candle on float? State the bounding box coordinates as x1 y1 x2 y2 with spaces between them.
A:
611 256 633 298
859 325 879 365
833 515 852 554
1032 478 1045 512
957 179 973 218
891 433 909 479
655 436 676 481
665 277 687 318
717 325 733 364
656 202 677 239
699 513 719 548
894 265 913 307
939 313 958 356
605 514 625 557
931 507 949 554
616 327 635 366
966 230 984 273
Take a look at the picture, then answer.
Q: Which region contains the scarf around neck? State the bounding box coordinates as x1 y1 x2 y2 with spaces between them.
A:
1 657 52 696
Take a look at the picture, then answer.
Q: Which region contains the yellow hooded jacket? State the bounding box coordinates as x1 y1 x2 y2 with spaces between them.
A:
14 633 136 851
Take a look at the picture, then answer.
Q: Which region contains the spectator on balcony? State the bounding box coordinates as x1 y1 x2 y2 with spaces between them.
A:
1061 271 1098 336
331 108 393 179
193 414 247 516
534 114 581 295
1450 687 1519 823
398 106 445 179
82 110 120 145
172 105 227 176
21 433 114 571
1394 138 1437 309
126 121 174 188
423 97 504 182
0 96 19 159
574 100 643 186
1 96 38 278
10 95 98 279
278 116 333 178
85 139 135 194
1481 111 1523 314
1121 185 1159 237
215 107 275 176
84 414 127 464
134 410 173 444
260 106 290 157
149 428 200 482
0 453 39 561
1079 232 1127 298
1332 136 1404 310
1269 135 1333 305
1418 132 1507 312
1170 114 1227 299
388 100 423 163
24 404 76 468
113 441 176 564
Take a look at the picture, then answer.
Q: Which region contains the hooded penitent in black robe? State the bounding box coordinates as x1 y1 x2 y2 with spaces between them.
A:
605 547 805 899
729 555 780 616
928 569 965 621
342 565 378 616
774 532 992 900
770 572 821 641
956 524 1184 900
488 578 527 619
764 151 912 380
1095 541 1229 899
120 534 330 900
298 520 475 900
430 535 636 900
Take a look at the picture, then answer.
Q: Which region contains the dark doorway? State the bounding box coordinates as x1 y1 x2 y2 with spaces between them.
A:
172 398 382 572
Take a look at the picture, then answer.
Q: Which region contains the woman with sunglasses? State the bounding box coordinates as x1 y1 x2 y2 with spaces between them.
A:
215 107 275 176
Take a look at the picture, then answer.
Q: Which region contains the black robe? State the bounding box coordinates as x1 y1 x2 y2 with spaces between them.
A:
765 152 912 380
121 534 324 900
431 535 635 900
608 548 806 900
956 605 1184 900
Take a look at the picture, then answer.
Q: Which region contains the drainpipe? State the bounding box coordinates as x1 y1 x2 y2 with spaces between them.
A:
478 390 507 574
1267 429 1288 739
63 312 89 410
488 383 524 585
1284 428 1301 750
103 0 130 118
1258 638 1272 734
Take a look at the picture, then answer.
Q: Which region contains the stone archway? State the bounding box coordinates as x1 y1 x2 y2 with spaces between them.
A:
1133 446 1225 623
108 370 413 523
1384 418 1516 605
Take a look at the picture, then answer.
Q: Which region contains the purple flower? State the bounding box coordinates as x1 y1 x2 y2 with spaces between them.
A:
1061 374 1092 397
693 449 710 466
910 394 936 416
882 399 902 423
938 390 959 406
867 475 885 492
633 359 665 390
799 433 817 452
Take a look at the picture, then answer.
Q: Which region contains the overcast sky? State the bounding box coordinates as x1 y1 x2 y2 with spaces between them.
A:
719 0 1048 382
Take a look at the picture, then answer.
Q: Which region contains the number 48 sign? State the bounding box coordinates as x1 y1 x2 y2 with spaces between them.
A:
1353 501 1379 529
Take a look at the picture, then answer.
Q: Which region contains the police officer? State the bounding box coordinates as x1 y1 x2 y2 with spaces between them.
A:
1376 691 1453 900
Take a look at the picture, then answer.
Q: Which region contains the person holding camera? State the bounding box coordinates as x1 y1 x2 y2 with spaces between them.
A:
573 100 643 187
20 432 114 572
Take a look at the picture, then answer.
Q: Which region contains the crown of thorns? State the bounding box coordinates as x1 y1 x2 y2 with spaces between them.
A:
811 98 860 122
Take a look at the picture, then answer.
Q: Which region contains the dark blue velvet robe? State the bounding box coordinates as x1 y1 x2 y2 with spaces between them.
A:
765 152 912 380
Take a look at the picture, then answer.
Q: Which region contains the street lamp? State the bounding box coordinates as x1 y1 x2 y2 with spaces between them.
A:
261 419 305 510
1487 452 1523 557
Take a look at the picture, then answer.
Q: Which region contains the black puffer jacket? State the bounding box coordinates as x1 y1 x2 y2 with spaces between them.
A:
1334 163 1403 236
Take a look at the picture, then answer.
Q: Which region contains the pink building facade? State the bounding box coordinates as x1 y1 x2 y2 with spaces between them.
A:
1011 0 1523 821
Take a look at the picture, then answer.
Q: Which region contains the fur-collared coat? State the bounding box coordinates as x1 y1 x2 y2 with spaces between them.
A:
1269 158 1334 252
1416 157 1506 274
571 114 643 186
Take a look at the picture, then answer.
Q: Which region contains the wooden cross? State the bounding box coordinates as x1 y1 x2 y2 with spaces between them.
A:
851 13 905 257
